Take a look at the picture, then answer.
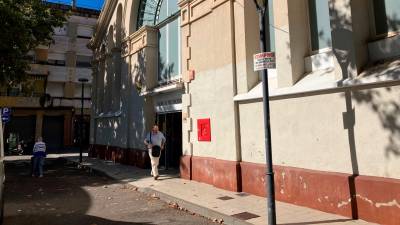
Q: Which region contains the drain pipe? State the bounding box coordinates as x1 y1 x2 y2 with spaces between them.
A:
230 0 242 165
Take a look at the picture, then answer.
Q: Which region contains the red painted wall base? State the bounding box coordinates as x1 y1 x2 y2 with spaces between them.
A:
89 146 400 225
180 155 400 225
89 144 150 169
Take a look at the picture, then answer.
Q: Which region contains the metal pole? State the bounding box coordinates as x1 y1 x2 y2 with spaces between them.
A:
254 0 277 224
80 82 84 163
163 113 168 170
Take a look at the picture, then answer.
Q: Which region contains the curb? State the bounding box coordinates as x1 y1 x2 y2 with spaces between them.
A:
63 157 252 225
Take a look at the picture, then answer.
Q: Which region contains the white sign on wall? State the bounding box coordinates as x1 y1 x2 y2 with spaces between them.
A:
254 52 276 71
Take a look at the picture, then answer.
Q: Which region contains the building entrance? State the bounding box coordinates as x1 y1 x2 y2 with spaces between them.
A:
156 112 182 169
43 116 64 152
4 116 36 155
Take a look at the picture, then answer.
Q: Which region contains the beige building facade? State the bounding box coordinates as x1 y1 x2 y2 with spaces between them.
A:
90 1 400 224
0 4 98 152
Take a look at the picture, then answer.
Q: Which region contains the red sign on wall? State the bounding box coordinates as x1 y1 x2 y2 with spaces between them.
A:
197 118 211 142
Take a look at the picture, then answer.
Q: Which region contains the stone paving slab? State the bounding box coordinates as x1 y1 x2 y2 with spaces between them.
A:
63 156 377 225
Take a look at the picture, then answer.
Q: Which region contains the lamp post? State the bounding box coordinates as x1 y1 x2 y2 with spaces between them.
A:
253 0 277 224
78 78 89 163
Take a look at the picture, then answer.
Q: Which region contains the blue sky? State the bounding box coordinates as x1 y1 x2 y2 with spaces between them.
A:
46 0 105 10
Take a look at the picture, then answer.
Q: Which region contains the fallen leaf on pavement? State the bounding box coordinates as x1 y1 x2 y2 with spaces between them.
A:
168 202 179 208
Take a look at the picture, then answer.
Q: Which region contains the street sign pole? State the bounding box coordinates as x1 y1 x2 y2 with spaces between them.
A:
78 78 89 164
253 0 277 224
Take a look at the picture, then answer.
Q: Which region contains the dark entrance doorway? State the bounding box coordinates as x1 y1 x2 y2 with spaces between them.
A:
157 112 182 169
4 116 36 155
43 116 64 152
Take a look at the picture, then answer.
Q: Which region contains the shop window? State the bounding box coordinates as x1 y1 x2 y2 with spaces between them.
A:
308 0 332 51
373 0 400 36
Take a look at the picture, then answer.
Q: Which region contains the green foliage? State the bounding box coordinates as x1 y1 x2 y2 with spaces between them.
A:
0 0 67 86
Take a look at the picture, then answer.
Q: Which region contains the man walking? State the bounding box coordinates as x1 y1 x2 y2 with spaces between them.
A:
32 137 46 178
144 125 166 180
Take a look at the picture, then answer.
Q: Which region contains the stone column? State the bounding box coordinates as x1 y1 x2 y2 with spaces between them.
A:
63 112 73 146
35 111 44 139
274 0 310 87
233 0 262 94
104 52 113 112
90 59 99 145
112 47 122 111
97 55 106 114
330 0 370 79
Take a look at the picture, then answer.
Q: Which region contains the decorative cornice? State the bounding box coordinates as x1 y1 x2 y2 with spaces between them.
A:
122 26 158 57
91 0 118 48
179 0 231 27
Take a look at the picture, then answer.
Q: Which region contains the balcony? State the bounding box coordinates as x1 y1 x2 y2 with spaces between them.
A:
0 95 41 108
27 64 49 75
47 66 92 83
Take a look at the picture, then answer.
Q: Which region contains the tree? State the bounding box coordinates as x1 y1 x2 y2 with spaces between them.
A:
0 0 67 87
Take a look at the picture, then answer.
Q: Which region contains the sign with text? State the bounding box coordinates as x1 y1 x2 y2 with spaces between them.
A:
253 52 276 71
1 108 11 123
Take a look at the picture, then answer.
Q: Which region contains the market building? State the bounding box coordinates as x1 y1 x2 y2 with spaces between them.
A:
0 2 99 153
89 1 400 224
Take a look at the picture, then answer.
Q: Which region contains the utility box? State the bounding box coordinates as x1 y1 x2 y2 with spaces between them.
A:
197 118 211 142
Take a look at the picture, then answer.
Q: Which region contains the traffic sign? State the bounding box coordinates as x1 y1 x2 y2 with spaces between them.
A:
254 52 276 71
1 108 11 123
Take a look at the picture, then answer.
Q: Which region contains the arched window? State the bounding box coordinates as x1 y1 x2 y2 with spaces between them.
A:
137 0 181 84
137 0 163 28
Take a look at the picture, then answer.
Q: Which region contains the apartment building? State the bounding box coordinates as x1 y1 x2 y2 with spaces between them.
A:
89 1 400 224
0 3 99 152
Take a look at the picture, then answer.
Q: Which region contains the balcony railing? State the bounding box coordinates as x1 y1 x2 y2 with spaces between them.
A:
0 91 44 97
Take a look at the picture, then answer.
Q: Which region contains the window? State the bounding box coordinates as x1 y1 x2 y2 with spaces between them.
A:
158 0 180 83
48 59 66 66
76 55 92 68
137 0 163 28
54 24 67 36
77 35 91 39
24 55 35 64
266 0 275 52
373 0 400 36
308 0 332 51
77 25 93 39
137 0 181 84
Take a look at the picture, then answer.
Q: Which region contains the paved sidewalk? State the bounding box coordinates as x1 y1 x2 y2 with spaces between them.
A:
5 153 84 162
65 156 376 225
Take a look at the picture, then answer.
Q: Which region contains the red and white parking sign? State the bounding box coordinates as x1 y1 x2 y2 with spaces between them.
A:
253 52 276 71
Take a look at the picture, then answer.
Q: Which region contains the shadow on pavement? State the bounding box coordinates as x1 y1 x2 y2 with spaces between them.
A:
5 215 151 225
4 158 151 225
